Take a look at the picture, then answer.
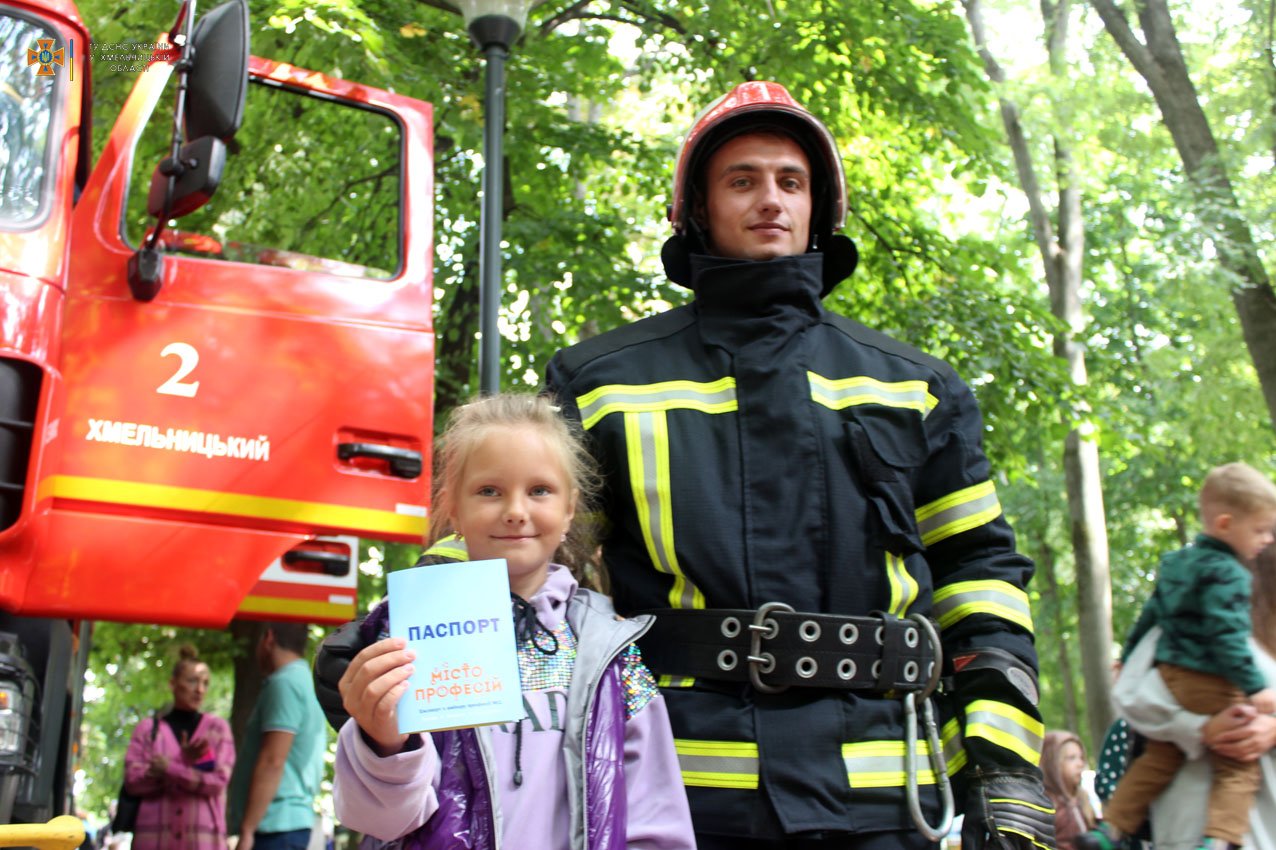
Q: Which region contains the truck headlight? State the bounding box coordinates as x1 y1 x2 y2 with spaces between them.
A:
0 682 27 757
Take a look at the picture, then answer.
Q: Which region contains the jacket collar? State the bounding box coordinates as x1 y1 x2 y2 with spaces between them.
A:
690 252 825 351
1195 533 1240 560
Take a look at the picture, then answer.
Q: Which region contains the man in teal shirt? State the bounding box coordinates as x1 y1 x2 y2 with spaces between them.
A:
228 622 327 850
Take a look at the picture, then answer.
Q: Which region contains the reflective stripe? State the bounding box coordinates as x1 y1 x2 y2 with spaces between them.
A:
43 474 426 537
676 739 759 789
238 594 352 621
807 372 939 417
577 378 737 430
625 410 704 611
915 480 1002 546
932 579 1034 633
841 739 937 788
942 717 967 775
886 552 918 618
578 382 728 617
991 798 1053 815
425 534 467 561
999 829 1053 850
964 700 1044 766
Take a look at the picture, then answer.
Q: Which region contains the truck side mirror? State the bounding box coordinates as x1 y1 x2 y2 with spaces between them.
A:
129 0 248 302
146 135 227 219
185 0 249 142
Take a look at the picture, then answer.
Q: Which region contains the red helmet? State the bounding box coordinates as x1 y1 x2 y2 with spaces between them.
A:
668 81 847 241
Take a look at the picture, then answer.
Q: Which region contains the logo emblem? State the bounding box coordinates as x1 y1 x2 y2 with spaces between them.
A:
27 38 64 77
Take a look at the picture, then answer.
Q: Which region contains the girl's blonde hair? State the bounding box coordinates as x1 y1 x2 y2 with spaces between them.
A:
428 393 604 586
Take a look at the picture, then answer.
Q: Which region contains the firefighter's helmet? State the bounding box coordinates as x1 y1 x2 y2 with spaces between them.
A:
668 81 847 244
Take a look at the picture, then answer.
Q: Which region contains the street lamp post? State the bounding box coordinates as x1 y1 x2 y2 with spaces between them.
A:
457 1 534 395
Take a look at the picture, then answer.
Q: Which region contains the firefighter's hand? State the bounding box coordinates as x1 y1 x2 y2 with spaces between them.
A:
338 636 415 756
960 769 1056 849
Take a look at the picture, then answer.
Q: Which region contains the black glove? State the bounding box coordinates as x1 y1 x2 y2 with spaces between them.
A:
960 768 1056 849
312 613 368 733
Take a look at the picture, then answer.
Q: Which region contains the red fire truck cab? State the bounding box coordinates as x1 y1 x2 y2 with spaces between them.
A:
0 0 435 821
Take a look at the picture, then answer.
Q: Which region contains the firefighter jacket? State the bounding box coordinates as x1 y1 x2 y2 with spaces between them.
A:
545 251 1044 839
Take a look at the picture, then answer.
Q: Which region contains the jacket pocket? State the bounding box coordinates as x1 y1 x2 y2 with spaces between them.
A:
843 407 927 555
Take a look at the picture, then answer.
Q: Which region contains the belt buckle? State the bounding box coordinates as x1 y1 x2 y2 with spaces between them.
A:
747 602 794 694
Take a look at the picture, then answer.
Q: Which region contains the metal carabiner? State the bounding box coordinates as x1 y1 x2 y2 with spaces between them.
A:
903 614 954 842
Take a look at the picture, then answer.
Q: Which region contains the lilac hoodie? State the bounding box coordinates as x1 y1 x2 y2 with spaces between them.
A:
334 565 695 850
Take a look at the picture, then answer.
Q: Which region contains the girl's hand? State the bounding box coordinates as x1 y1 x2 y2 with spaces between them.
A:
338 636 416 756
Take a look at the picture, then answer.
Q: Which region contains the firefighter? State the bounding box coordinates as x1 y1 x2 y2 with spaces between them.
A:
544 81 1054 849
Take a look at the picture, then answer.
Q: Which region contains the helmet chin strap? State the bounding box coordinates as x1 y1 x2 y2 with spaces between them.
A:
686 212 712 255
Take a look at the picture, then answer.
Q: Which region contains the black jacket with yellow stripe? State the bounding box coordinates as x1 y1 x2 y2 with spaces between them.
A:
545 252 1043 839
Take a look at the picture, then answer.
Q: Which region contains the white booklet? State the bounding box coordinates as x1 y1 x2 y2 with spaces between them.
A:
387 558 524 734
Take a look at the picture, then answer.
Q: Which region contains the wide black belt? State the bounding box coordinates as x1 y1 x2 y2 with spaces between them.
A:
635 604 940 694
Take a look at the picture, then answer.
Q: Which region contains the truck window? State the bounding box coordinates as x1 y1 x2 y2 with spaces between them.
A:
0 12 59 228
124 76 402 279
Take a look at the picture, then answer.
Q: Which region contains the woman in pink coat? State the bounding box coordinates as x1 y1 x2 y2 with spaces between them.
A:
123 645 236 850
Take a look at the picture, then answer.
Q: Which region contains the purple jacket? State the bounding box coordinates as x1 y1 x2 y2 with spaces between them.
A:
334 566 694 850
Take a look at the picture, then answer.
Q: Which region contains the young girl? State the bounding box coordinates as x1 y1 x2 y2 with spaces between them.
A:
333 393 695 850
1042 730 1098 850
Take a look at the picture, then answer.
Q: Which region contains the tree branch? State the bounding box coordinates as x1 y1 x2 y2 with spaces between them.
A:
300 162 401 236
963 0 1059 267
1263 0 1275 159
415 0 461 16
535 0 686 38
964 0 1007 84
846 206 922 295
537 0 595 34
615 0 687 35
1086 0 1156 80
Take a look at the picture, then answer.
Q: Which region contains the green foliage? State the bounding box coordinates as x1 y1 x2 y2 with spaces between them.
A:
966 0 1276 746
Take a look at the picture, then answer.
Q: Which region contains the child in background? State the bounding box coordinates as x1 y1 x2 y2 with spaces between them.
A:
1042 731 1098 850
1077 462 1276 850
332 393 695 850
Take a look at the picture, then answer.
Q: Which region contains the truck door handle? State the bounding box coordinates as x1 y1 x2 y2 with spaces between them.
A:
283 549 351 577
336 442 423 479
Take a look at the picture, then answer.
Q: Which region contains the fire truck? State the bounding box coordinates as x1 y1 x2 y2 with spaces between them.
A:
0 0 436 822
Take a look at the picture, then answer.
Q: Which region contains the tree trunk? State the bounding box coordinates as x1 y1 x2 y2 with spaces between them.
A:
1065 430 1113 748
966 0 1114 749
1036 540 1080 734
229 619 267 748
433 258 481 420
1089 0 1276 426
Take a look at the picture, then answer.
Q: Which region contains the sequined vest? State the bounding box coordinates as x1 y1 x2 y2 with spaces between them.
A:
359 587 652 850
